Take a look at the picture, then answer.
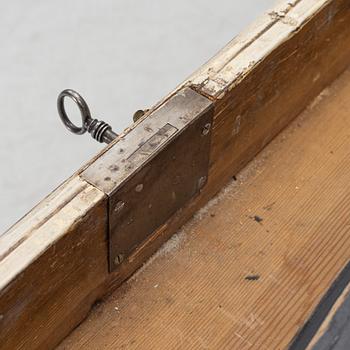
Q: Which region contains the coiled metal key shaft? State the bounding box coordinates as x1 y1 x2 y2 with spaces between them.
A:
57 89 118 144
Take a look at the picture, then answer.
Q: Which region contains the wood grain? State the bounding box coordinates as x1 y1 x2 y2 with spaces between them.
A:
202 0 350 191
104 0 350 296
0 178 108 349
1 0 350 349
59 67 350 350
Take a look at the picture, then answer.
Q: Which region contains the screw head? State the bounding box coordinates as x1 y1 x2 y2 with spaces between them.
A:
114 254 124 265
135 183 144 192
201 123 211 136
114 201 125 213
198 176 207 190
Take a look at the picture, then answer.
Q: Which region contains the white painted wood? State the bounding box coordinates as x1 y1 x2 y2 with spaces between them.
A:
0 177 105 290
181 0 331 97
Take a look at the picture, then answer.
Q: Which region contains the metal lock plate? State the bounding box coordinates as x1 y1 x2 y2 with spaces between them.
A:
82 88 213 271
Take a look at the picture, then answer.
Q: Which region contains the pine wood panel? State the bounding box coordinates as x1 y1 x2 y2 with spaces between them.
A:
1 1 350 349
0 178 108 349
59 68 350 350
104 0 350 297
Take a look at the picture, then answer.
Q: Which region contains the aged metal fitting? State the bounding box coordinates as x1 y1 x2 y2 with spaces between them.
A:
201 122 211 136
57 89 118 144
197 176 207 190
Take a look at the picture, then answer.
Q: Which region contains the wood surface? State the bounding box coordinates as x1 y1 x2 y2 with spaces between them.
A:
59 68 350 350
0 178 108 349
1 0 350 349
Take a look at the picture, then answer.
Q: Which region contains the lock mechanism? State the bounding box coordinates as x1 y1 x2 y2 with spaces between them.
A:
60 87 214 272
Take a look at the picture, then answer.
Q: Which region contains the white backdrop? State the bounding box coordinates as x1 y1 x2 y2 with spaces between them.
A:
0 0 275 232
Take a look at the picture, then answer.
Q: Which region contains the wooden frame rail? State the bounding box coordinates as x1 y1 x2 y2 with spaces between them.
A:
1 0 350 348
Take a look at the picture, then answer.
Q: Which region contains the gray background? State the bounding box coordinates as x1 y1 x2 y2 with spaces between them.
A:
0 1 274 232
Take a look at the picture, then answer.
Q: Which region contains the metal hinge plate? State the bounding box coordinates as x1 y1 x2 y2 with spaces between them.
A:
81 88 214 271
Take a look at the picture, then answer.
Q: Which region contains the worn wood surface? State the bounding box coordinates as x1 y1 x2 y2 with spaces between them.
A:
1 0 350 349
59 68 350 350
0 178 108 349
105 0 350 295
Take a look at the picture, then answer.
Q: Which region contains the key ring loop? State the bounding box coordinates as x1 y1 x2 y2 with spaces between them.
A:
57 89 91 135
